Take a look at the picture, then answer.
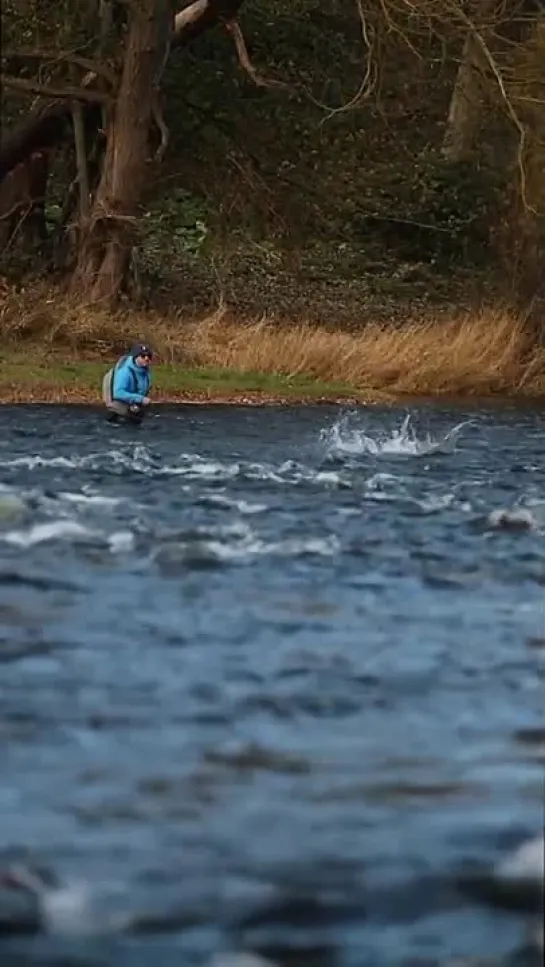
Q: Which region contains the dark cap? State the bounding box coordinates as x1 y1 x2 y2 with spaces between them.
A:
130 343 153 359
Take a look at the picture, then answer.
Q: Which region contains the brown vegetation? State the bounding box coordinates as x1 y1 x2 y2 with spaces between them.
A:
1 285 543 399
187 309 545 398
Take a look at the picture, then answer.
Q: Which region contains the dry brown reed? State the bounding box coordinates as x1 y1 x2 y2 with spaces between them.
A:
1 282 543 398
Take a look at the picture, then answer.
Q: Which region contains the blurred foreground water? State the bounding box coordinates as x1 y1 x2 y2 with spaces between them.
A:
0 403 543 966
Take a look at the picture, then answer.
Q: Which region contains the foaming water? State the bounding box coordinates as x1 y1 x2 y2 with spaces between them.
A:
321 412 470 457
0 402 544 966
0 446 349 488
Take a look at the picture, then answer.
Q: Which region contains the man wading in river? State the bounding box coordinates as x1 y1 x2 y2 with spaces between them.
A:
102 344 153 424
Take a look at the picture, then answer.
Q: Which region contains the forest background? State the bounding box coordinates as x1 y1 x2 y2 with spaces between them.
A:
0 0 544 401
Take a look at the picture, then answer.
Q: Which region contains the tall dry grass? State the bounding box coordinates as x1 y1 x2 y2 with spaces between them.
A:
1 283 544 397
183 308 545 397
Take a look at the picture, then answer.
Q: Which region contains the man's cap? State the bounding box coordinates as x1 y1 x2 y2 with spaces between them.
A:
130 343 153 359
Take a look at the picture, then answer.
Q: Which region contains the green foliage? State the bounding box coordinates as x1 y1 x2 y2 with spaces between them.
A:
139 190 211 282
353 152 509 266
416 157 506 241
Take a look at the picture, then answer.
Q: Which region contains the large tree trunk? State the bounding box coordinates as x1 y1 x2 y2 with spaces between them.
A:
0 0 245 190
510 173 545 333
442 32 486 163
0 0 245 283
0 102 73 185
71 0 175 304
442 0 542 164
0 101 102 263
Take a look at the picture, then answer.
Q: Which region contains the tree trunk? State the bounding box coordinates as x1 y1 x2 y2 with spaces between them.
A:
0 0 244 251
442 31 486 163
72 100 90 221
442 0 542 165
0 102 73 185
70 0 176 304
0 151 49 257
509 138 545 327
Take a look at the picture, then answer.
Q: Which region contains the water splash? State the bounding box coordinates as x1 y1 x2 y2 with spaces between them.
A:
321 413 470 457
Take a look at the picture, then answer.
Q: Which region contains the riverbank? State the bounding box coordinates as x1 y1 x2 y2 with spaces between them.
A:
0 354 368 405
0 288 544 404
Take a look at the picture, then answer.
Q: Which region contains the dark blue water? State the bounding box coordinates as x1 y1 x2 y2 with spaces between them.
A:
0 404 543 966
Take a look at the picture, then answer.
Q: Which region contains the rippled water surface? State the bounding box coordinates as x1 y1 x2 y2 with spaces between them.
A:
0 403 543 966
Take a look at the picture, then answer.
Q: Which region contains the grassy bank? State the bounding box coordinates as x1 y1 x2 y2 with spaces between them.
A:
0 288 544 403
0 355 363 405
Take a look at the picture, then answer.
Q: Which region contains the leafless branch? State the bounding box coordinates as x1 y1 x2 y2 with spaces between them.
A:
174 0 209 33
224 19 288 90
471 26 532 210
442 0 535 213
1 74 110 104
0 206 34 254
0 198 40 223
377 0 424 59
1 49 117 86
300 0 379 119
172 0 245 46
151 91 170 161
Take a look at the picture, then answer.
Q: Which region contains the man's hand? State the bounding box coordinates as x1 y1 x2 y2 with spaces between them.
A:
142 397 151 406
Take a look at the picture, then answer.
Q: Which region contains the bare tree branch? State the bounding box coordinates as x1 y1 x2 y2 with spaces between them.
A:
172 0 245 47
441 0 536 212
174 0 209 33
1 49 117 86
224 19 289 89
151 90 170 161
471 24 532 210
1 74 110 104
321 0 378 119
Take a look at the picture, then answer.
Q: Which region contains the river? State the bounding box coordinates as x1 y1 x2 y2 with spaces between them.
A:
0 403 543 967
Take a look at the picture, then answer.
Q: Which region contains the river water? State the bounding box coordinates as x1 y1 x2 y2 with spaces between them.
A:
0 403 543 967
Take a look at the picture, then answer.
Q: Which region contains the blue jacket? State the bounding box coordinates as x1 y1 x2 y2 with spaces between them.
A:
112 355 151 405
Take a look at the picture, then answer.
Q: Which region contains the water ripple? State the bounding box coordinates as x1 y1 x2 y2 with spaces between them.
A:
0 403 543 965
